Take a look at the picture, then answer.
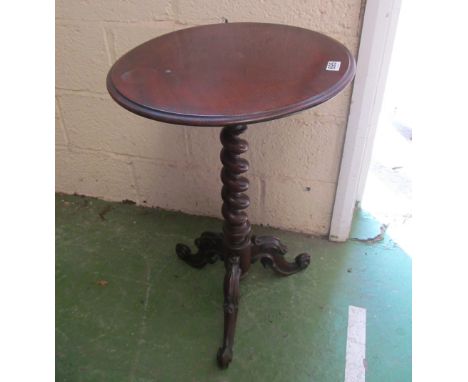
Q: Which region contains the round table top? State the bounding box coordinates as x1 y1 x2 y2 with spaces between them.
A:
107 22 356 127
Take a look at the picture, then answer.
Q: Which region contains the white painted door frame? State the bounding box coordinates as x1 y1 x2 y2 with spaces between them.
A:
329 0 402 242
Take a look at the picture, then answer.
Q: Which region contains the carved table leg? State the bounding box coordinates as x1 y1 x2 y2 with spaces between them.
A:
175 123 311 368
175 232 224 268
251 235 311 276
217 255 241 368
216 124 251 368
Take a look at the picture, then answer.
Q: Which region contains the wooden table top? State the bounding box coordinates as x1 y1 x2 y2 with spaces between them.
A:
107 22 356 127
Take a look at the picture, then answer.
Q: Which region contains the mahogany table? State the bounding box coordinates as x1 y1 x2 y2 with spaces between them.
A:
107 22 355 368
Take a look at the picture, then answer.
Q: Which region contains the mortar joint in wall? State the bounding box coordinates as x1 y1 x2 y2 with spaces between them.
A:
55 88 109 99
183 127 193 168
67 145 141 165
170 0 179 21
55 96 71 148
102 24 115 65
259 177 266 222
129 161 142 204
56 18 174 25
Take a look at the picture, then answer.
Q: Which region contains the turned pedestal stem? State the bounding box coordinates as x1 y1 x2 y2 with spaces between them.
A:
174 124 311 369
217 124 251 368
219 124 252 273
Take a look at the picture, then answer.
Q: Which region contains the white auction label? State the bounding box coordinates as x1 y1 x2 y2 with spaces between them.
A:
326 61 341 71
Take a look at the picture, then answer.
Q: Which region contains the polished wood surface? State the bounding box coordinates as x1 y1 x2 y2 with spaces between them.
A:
106 22 356 369
107 22 355 126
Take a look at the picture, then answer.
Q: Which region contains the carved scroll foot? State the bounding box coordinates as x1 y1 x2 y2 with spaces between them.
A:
217 256 241 369
251 235 311 276
175 231 224 269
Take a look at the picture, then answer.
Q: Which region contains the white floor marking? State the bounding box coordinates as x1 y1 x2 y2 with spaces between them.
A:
344 305 367 382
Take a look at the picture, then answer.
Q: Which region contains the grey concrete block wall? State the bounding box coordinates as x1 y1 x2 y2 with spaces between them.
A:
55 0 364 235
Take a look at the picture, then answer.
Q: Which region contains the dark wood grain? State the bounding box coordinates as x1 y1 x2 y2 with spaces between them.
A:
107 22 355 126
108 22 355 369
251 235 311 275
216 124 250 367
175 124 312 368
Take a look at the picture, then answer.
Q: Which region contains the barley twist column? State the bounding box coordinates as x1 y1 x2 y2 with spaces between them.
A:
217 124 251 368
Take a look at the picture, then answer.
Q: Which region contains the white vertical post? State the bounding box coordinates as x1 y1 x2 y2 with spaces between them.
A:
329 0 401 241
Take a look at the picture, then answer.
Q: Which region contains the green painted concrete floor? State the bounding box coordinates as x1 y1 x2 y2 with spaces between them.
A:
56 194 411 382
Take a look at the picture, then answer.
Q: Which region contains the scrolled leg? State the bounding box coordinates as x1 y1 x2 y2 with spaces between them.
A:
251 235 311 276
176 231 224 269
217 256 241 368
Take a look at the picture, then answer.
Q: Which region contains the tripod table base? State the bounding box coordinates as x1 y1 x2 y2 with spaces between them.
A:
176 231 311 368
